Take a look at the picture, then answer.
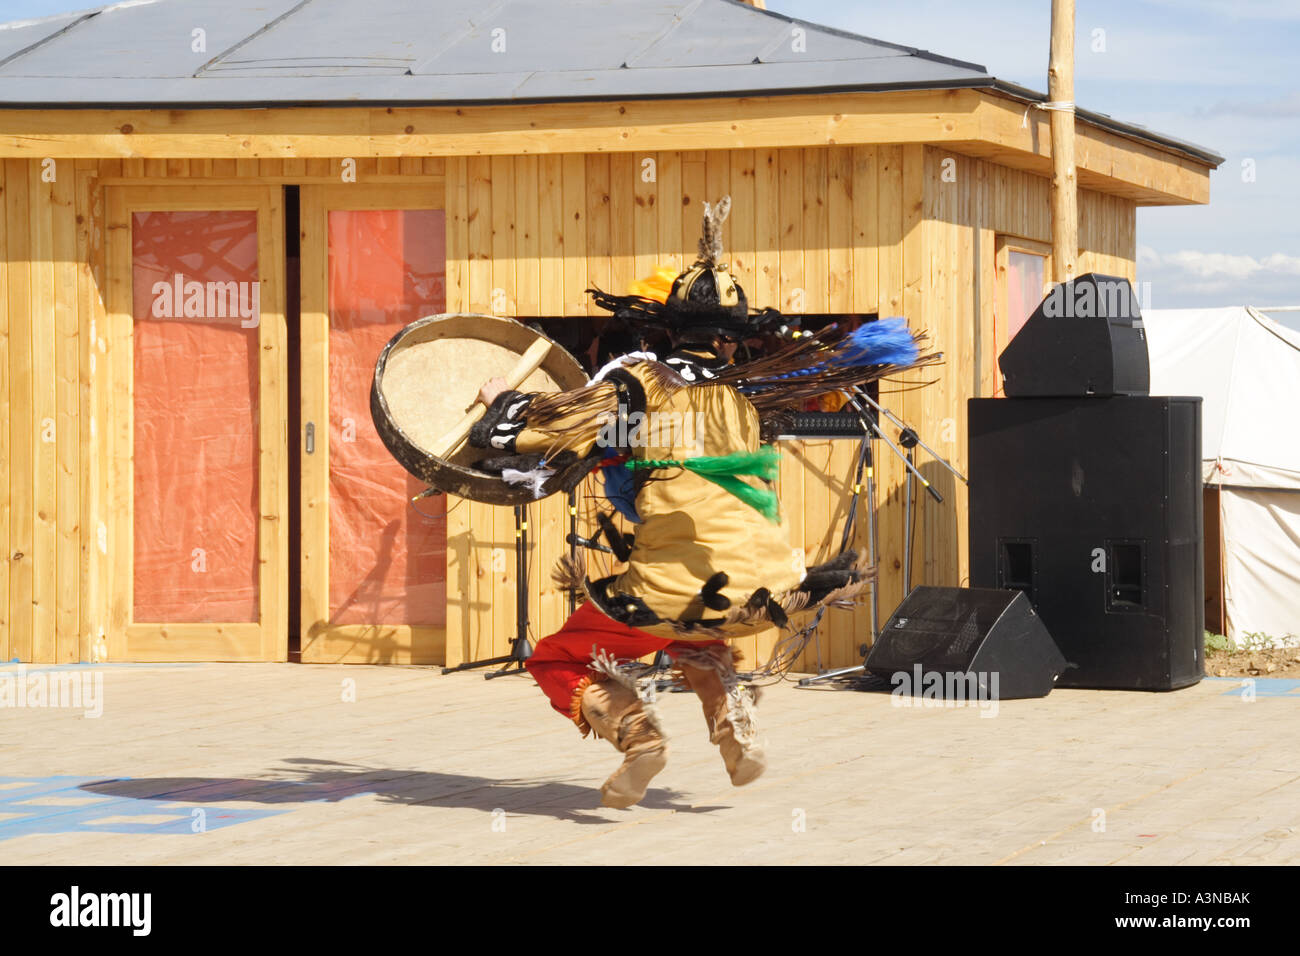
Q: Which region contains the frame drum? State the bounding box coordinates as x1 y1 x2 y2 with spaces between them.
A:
371 313 589 505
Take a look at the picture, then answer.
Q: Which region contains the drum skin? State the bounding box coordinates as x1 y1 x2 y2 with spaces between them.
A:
370 313 589 505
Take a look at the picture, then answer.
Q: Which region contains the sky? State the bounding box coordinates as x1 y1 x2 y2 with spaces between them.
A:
769 0 1300 314
1 0 1296 313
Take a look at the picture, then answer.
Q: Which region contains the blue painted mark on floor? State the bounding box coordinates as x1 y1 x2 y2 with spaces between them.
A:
0 775 286 840
1208 677 1300 697
0 662 205 675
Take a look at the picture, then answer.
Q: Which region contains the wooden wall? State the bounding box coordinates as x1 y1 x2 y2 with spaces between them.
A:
0 149 1136 669
440 145 1137 671
1 158 106 665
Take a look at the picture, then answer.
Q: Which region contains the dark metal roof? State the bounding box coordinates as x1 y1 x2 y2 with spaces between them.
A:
0 0 1222 166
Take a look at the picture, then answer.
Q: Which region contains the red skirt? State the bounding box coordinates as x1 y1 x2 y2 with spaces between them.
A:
524 602 727 731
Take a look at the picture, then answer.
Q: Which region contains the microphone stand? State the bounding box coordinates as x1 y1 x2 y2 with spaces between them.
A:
442 504 534 679
797 389 965 687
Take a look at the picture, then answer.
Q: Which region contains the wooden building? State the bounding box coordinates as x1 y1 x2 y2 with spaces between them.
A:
0 0 1221 669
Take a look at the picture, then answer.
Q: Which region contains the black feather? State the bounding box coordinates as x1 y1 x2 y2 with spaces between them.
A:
700 572 731 611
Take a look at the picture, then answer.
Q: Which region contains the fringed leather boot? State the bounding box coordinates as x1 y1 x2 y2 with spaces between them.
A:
673 645 766 786
579 679 669 809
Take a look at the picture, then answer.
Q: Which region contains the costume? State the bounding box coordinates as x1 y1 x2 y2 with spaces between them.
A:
467 197 932 808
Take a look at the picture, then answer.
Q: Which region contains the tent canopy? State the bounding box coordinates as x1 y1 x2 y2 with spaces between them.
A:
1146 306 1300 491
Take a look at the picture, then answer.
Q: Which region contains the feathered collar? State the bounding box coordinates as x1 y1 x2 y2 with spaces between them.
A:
588 346 729 386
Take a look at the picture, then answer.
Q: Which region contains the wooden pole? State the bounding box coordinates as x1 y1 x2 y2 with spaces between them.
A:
1049 0 1077 283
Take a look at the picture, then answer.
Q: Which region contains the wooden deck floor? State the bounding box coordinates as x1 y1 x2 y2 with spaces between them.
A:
2 662 1297 865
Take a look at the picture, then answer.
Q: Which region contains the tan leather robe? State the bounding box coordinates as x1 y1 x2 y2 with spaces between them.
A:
514 358 806 640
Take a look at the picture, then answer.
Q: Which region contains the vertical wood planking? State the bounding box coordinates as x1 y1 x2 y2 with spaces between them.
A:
104 185 131 658
538 155 565 316
974 159 998 400
560 154 588 317
825 145 860 662
726 150 756 302
608 153 636 300
0 161 7 660
261 185 288 660
465 156 494 662
52 163 80 661
954 155 976 585
900 145 927 596
30 164 58 662
872 145 905 624
6 160 33 661
850 145 882 648
537 155 567 642
76 161 106 663
680 151 706 268
753 149 780 318
655 152 682 273
514 156 541 318
442 157 470 667
490 156 516 316
928 147 961 588
492 154 522 654
584 154 611 310
632 151 659 282
851 146 879 313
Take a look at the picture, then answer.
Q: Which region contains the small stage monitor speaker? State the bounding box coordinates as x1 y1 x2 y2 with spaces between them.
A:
999 273 1150 398
866 586 1067 700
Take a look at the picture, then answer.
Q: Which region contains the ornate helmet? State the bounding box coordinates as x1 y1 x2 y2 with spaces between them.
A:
664 197 749 331
587 196 782 341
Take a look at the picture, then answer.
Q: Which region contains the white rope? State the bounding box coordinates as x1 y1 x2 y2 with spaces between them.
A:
1022 100 1077 128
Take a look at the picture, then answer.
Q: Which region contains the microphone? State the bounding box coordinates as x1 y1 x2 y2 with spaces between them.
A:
567 533 613 554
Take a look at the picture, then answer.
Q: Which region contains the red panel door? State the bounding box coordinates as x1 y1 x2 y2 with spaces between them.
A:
299 184 448 663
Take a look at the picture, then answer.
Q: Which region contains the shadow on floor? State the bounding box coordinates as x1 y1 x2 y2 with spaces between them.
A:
79 757 727 825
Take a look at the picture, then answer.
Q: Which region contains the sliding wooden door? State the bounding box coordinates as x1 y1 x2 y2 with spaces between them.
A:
105 185 288 660
298 184 447 663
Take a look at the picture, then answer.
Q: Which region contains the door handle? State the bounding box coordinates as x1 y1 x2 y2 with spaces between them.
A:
305 421 315 454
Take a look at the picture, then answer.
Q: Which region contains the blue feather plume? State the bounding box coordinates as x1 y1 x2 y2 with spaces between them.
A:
739 318 920 386
832 318 920 368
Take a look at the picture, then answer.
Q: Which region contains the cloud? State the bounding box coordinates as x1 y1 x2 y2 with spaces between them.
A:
1137 246 1300 306
1197 91 1300 119
1140 246 1300 279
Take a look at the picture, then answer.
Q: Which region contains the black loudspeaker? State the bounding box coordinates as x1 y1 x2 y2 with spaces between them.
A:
999 273 1150 397
968 396 1204 690
866 586 1066 699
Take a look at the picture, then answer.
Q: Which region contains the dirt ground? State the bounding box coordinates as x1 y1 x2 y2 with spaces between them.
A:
1206 645 1300 679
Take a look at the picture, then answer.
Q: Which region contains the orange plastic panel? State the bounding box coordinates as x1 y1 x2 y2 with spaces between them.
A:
131 211 261 623
327 209 447 626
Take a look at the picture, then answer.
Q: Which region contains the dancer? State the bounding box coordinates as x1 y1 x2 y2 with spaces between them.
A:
468 197 929 807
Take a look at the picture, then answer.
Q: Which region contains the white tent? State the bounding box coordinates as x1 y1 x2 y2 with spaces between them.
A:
1144 306 1300 644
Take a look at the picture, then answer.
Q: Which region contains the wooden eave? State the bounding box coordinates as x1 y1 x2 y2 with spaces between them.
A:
0 87 1216 205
